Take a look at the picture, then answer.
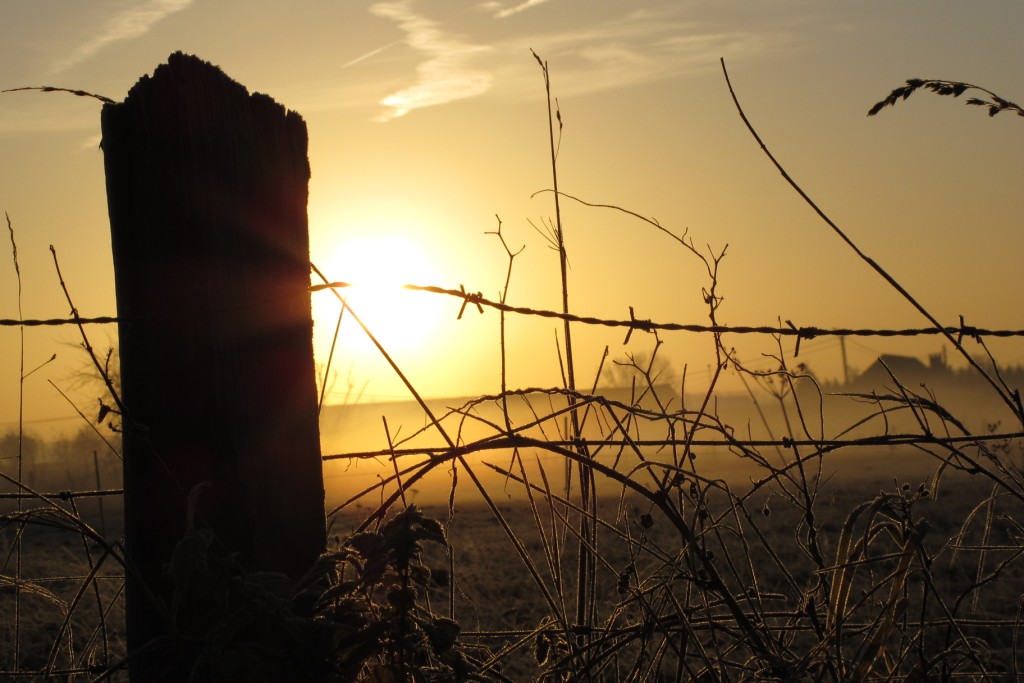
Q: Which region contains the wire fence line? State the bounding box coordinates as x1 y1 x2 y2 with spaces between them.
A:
4 278 1024 681
404 284 1024 343
4 289 1024 342
0 316 119 327
323 431 1024 462
0 488 123 500
5 69 1021 683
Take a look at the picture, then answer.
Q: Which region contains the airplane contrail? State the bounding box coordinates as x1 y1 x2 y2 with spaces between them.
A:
340 2 485 70
341 38 407 69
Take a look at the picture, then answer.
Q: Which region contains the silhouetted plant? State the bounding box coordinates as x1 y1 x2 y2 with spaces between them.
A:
312 505 475 682
149 505 474 682
868 78 1024 118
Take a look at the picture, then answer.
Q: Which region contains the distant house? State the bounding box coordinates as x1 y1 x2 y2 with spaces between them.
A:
854 354 930 390
825 349 1021 420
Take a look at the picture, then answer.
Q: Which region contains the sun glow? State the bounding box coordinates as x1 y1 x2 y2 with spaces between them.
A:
312 235 446 357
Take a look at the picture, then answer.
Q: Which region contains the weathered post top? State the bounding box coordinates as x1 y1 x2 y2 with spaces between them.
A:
102 52 326 679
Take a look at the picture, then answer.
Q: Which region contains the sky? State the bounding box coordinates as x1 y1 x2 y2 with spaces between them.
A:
1 0 1023 437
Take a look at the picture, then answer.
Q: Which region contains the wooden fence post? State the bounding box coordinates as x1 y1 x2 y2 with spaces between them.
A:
101 52 326 676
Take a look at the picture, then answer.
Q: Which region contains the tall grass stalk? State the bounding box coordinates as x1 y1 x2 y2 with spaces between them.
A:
721 58 1024 426
5 57 1024 682
6 212 25 671
532 48 598 653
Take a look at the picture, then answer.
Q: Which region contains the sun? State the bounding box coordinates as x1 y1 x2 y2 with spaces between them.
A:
312 235 446 355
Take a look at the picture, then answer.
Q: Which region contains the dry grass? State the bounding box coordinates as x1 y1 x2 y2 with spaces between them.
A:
3 57 1023 681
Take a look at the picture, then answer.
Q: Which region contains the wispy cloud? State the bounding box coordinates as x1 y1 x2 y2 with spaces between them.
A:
49 0 194 74
489 0 552 19
485 11 799 101
369 1 493 121
344 2 808 120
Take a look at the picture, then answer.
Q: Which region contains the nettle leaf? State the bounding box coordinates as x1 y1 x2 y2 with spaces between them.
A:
409 564 431 589
347 531 385 558
424 617 461 655
346 532 390 584
165 528 215 585
318 580 363 606
416 516 447 545
535 632 551 665
386 585 416 610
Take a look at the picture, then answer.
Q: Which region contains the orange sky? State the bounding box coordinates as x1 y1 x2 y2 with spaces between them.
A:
1 1 1023 435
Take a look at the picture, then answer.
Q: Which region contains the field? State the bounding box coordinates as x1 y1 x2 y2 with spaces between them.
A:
4 326 1024 681
2 54 1023 682
411 467 1024 680
322 386 1024 681
5 405 1023 681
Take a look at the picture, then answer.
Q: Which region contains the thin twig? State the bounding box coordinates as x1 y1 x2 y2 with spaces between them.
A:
719 58 1022 425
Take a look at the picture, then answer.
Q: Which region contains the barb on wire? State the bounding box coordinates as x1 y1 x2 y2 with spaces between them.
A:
624 306 653 344
456 284 484 320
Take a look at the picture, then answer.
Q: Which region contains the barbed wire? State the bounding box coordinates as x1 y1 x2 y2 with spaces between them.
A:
0 666 109 679
0 488 123 500
402 284 1024 343
5 288 1024 346
322 430 1024 462
460 614 1024 640
4 287 1022 680
0 316 118 327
